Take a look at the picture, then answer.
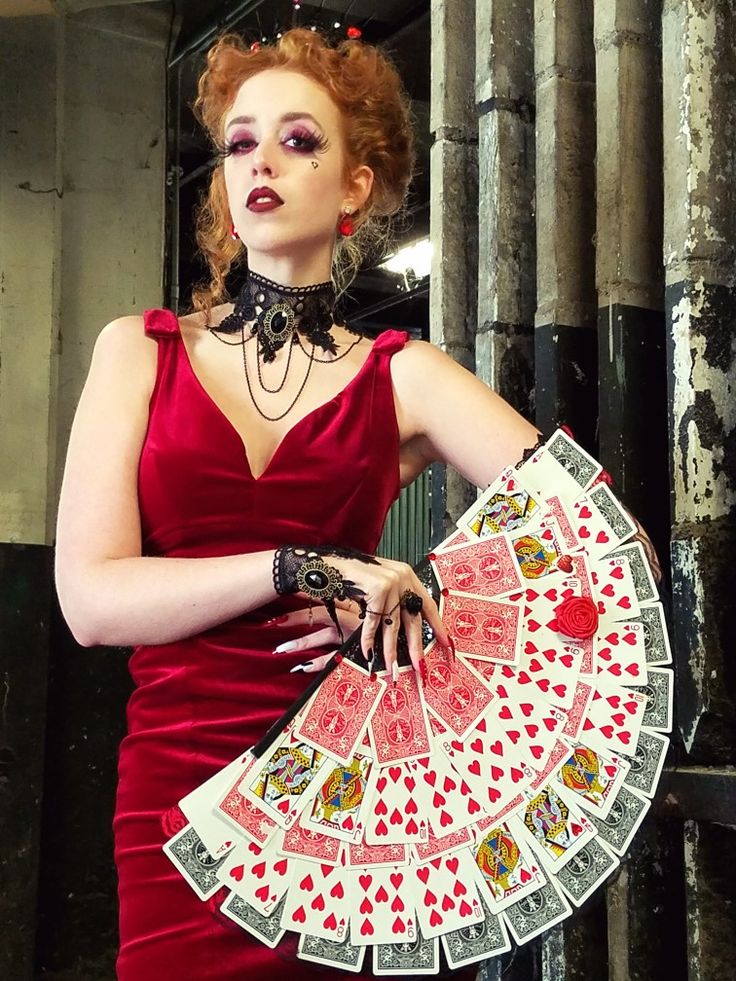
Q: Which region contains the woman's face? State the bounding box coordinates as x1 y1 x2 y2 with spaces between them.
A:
222 68 367 273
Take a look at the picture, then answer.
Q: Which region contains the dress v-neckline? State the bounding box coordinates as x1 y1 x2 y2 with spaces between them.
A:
177 323 383 482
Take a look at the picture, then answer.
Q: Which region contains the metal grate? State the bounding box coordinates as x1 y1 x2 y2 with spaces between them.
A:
376 469 431 566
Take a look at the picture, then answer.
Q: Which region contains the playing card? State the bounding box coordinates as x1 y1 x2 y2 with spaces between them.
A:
430 534 524 599
591 555 641 621
179 750 251 858
515 635 585 710
413 750 485 836
213 751 279 846
219 892 286 949
373 923 439 976
163 823 226 900
441 887 511 967
587 783 651 855
474 820 547 911
364 763 429 846
517 429 601 505
369 667 433 765
608 540 659 604
412 826 474 863
631 667 674 732
437 715 536 816
570 483 637 560
635 603 673 666
555 835 619 907
298 931 366 973
511 784 597 872
518 577 581 637
457 466 541 539
621 727 670 798
348 867 419 946
533 494 580 551
511 520 571 580
553 740 630 819
439 593 522 663
295 658 386 764
420 641 495 737
303 746 378 843
488 692 567 770
434 527 470 552
529 738 573 792
280 857 351 941
347 839 410 869
411 851 485 939
216 832 294 914
581 685 647 755
561 681 595 741
594 621 648 685
501 872 572 945
280 820 343 866
241 728 334 829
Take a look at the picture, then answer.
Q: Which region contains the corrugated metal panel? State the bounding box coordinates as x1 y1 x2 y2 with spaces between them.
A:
377 469 431 566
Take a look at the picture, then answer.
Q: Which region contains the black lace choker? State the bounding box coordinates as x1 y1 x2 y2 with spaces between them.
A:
208 270 364 422
212 270 351 363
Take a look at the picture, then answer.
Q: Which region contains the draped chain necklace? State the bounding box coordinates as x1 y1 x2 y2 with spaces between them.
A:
208 271 363 422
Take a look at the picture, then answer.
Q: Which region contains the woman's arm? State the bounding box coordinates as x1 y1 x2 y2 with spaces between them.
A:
392 340 542 488
55 317 278 648
392 340 663 580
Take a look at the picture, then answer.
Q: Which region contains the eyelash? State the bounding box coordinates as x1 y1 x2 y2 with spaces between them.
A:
220 128 329 158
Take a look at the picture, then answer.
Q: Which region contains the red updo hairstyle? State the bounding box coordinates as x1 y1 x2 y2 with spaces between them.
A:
190 28 416 323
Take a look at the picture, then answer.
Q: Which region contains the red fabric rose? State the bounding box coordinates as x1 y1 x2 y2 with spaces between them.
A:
556 596 598 639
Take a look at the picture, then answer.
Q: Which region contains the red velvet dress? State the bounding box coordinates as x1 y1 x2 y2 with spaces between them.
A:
113 310 477 980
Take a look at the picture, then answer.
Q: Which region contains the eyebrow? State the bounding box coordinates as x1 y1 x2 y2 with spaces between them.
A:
225 112 324 131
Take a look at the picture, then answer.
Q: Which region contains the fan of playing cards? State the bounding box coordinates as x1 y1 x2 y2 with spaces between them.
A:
164 429 674 975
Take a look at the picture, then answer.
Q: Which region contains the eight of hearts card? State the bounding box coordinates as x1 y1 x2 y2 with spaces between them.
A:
162 428 674 973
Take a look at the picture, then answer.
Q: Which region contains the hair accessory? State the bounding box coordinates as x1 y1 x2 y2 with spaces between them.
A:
208 270 363 421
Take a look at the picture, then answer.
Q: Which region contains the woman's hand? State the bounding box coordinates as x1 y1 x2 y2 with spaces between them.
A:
623 506 664 585
270 602 362 674
326 554 450 677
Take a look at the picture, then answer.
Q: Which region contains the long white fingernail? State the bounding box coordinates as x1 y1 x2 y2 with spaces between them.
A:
290 661 314 674
274 640 299 654
391 661 399 686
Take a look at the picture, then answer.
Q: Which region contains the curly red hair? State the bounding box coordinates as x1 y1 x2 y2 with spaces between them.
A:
189 28 416 322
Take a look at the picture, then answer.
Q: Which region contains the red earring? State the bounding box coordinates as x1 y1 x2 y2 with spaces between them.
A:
338 211 355 237
230 222 239 241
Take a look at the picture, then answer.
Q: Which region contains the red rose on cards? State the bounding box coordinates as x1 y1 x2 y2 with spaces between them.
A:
556 596 598 639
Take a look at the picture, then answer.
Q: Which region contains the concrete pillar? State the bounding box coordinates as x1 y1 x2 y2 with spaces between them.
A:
475 0 536 419
0 7 169 977
683 820 736 981
663 3 736 974
594 0 669 563
662 0 736 763
430 0 478 535
533 0 597 446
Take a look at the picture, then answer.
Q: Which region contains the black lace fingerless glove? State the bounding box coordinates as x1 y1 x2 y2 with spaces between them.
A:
272 545 380 641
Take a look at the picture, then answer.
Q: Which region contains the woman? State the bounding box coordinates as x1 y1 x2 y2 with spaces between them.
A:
55 27 657 981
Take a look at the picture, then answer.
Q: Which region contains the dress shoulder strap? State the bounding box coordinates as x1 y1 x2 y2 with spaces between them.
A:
370 328 410 355
143 308 180 339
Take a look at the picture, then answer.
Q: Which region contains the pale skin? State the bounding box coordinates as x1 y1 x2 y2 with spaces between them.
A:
55 67 660 680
